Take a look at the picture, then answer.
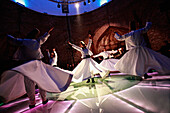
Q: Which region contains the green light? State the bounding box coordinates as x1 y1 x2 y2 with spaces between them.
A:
0 102 4 106
47 75 142 101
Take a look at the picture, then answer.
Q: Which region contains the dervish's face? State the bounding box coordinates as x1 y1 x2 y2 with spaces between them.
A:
51 53 54 58
80 42 86 48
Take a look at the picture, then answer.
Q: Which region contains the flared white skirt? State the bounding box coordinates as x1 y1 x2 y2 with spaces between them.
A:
0 60 73 103
114 47 170 76
100 59 119 71
72 58 110 83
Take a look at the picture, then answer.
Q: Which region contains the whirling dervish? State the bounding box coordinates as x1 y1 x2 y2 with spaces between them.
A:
68 34 110 83
46 48 58 67
114 21 170 79
0 27 73 109
93 48 119 72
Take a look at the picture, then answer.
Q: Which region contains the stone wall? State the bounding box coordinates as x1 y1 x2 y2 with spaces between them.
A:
0 0 169 72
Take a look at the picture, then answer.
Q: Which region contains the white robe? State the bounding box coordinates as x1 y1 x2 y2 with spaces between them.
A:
8 33 50 60
47 50 58 66
70 39 110 83
93 51 119 71
114 22 170 76
0 60 73 103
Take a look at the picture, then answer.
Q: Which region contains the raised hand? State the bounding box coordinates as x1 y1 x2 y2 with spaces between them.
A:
68 41 71 45
48 27 54 34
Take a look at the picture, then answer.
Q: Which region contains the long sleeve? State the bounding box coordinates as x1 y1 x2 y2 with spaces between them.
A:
37 32 50 45
107 50 117 54
114 22 152 41
7 35 23 46
54 51 58 61
137 22 152 34
114 32 132 41
86 39 92 49
93 52 103 58
53 51 58 65
70 43 82 52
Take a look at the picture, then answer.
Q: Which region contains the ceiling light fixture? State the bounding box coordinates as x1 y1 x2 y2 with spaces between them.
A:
88 0 91 4
57 3 60 8
83 1 86 6
75 3 80 8
49 0 86 5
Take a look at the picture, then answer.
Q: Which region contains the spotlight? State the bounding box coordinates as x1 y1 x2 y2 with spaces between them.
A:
88 0 91 4
75 3 79 8
16 2 25 7
57 3 60 8
83 1 86 6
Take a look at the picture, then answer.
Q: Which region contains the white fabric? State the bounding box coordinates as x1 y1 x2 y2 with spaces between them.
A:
100 59 119 71
8 33 50 60
70 39 110 82
72 58 110 83
114 22 170 76
48 50 58 66
115 47 170 76
93 51 117 59
69 39 93 58
0 71 26 103
93 51 119 71
114 22 152 50
0 60 73 103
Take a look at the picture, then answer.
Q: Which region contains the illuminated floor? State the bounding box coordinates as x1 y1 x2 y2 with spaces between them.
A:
0 72 170 113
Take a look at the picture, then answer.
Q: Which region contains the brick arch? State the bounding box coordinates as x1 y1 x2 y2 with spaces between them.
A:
93 24 129 54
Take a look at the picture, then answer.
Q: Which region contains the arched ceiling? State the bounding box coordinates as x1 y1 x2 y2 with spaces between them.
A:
11 0 112 16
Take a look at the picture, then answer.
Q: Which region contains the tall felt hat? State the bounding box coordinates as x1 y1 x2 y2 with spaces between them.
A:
80 41 85 45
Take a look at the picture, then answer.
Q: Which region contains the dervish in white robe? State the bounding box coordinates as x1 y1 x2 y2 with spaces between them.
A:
93 50 119 72
0 31 73 103
69 38 110 83
114 22 170 76
47 49 58 66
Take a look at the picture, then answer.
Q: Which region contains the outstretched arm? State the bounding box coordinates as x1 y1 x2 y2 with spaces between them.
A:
86 34 92 49
37 27 54 45
93 52 103 58
107 50 118 54
114 32 132 41
53 48 58 59
137 22 152 34
68 41 82 52
7 35 23 46
48 27 54 34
